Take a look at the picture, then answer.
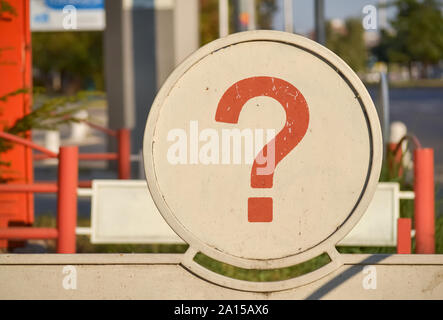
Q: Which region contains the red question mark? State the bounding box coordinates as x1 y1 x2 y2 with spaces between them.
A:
215 76 309 222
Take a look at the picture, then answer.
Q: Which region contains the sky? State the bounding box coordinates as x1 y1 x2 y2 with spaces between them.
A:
273 0 397 34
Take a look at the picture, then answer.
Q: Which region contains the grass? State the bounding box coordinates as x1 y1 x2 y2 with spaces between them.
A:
194 252 331 282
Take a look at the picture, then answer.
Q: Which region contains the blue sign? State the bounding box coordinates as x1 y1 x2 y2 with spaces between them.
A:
31 0 105 31
44 0 104 10
33 12 49 23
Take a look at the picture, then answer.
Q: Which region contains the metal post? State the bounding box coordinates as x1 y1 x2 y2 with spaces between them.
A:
379 0 388 30
236 0 255 32
118 128 131 179
174 0 199 65
397 218 411 254
377 72 390 154
284 0 294 33
314 0 325 45
414 148 435 254
56 146 78 254
247 0 256 31
219 0 229 37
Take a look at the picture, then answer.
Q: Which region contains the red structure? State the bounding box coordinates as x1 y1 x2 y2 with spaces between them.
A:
32 126 131 182
117 128 131 180
0 1 34 248
0 131 78 253
0 1 131 252
56 146 79 253
397 218 412 254
392 136 435 254
0 124 131 253
414 148 435 254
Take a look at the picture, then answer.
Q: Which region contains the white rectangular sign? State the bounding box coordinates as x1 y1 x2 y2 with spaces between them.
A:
91 180 183 244
89 180 402 247
338 183 400 247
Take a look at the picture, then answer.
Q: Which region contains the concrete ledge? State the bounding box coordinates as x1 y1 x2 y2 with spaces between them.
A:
1 253 443 299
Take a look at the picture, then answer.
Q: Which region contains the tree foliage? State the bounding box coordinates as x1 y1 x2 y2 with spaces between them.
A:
326 18 368 72
32 32 104 92
200 0 220 45
0 89 105 182
255 0 278 29
374 0 443 76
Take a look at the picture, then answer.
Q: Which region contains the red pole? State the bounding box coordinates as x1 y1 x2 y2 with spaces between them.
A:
56 146 78 253
0 183 57 193
0 228 58 240
80 119 117 137
79 153 118 160
414 148 435 254
397 218 411 254
35 153 118 161
117 128 131 179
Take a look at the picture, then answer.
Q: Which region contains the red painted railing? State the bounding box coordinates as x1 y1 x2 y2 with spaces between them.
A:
77 121 130 179
32 124 131 180
0 131 78 253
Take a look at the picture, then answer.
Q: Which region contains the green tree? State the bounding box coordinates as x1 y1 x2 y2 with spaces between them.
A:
372 29 395 63
326 18 368 72
32 32 104 93
0 89 105 182
374 0 443 78
200 0 220 45
255 0 278 29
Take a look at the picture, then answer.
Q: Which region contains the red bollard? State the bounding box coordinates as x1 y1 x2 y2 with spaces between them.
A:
117 128 131 179
397 218 412 254
56 146 78 253
414 148 435 254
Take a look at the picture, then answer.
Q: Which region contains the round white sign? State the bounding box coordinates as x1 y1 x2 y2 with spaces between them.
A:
143 31 382 269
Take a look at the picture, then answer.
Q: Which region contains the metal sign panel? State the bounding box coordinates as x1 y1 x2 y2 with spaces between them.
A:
143 31 383 271
90 180 182 244
338 183 399 247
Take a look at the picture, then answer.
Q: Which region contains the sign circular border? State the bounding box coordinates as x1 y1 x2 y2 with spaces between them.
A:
143 31 382 270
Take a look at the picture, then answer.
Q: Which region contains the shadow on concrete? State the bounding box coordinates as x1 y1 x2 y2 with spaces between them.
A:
306 254 391 300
